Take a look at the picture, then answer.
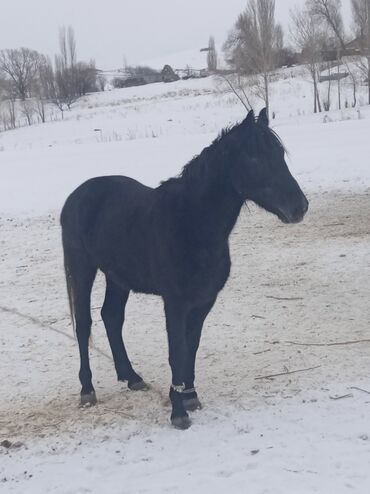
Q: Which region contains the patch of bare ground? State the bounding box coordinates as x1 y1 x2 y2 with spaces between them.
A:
0 191 369 442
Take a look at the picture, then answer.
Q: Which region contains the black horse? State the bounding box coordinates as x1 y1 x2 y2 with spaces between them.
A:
61 109 308 429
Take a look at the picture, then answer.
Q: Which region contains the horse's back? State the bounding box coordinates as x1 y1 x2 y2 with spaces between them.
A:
61 175 156 247
62 175 152 208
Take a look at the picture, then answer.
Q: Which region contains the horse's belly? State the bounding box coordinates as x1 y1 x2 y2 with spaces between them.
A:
101 261 160 295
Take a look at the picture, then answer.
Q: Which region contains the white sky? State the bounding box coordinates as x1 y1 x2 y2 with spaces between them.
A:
0 0 352 70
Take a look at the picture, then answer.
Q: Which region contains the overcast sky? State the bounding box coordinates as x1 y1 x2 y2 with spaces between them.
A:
0 0 352 70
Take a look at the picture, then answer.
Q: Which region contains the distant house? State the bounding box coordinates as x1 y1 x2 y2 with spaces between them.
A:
344 36 367 56
112 67 162 89
320 36 368 61
177 67 207 79
319 72 349 83
161 65 180 83
141 73 162 84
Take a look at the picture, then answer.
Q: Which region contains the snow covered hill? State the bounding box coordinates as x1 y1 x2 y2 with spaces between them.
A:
1 69 370 494
0 70 369 215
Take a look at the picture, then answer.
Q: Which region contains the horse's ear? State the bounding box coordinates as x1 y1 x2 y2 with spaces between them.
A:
244 109 255 126
257 108 269 126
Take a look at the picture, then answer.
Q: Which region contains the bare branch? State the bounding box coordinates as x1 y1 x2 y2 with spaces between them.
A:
285 339 370 347
223 0 282 114
255 365 321 380
218 74 251 111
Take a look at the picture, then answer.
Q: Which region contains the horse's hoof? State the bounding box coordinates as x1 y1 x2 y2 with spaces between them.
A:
80 391 97 407
128 379 149 391
183 397 202 412
171 415 192 430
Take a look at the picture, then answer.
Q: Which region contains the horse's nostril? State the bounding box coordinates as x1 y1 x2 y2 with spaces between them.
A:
291 198 308 222
297 195 308 215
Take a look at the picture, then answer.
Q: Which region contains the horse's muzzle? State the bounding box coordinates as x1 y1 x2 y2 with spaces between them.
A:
278 195 309 224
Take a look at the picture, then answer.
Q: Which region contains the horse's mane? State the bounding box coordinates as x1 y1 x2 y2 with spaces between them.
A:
159 116 286 192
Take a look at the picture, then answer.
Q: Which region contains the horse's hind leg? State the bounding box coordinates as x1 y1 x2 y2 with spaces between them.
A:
101 277 147 391
65 248 97 406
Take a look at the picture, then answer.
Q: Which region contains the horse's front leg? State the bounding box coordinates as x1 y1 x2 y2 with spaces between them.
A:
164 299 191 430
183 297 216 411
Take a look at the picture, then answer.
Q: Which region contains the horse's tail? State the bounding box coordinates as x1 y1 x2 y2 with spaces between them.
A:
63 249 76 335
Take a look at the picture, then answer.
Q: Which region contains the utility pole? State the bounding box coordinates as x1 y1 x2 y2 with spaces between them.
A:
337 64 341 110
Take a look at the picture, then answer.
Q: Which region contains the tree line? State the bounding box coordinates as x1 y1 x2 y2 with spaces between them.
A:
1 2 370 132
221 0 370 115
0 26 101 130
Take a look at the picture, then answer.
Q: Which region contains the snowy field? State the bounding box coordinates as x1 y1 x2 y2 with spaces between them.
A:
1 73 370 493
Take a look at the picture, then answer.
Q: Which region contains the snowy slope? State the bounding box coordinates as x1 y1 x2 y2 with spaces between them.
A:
1 70 370 494
0 73 369 215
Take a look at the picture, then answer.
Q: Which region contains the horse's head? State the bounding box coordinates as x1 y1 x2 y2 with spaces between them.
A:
229 109 308 224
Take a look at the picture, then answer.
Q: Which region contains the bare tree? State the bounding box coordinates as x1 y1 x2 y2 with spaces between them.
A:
224 0 282 115
53 26 97 108
309 0 358 107
59 27 68 68
20 99 35 126
74 60 98 95
54 56 78 111
0 48 41 100
352 0 368 38
34 97 47 123
54 26 83 110
365 0 370 103
351 0 370 103
207 36 218 72
68 26 77 68
290 4 326 113
36 55 68 118
0 73 7 99
0 26 98 130
33 55 54 123
58 26 76 67
97 72 107 92
308 0 346 49
215 73 253 111
274 23 285 66
4 99 16 129
0 76 18 129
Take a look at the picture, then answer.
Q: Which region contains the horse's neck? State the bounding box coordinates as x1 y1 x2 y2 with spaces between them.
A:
182 170 243 248
201 184 243 244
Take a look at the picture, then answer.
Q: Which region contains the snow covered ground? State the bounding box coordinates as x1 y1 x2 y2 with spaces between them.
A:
0 72 370 493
